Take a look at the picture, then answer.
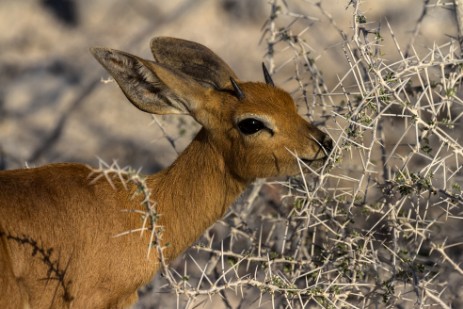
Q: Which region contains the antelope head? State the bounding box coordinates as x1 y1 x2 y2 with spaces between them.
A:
90 37 332 184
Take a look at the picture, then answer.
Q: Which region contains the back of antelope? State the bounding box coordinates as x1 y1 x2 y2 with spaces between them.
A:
0 37 332 308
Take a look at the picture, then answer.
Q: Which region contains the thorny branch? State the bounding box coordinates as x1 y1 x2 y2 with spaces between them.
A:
95 1 463 307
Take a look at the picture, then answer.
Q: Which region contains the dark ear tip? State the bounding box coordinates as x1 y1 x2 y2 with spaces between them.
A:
89 47 110 61
149 37 161 49
89 47 102 55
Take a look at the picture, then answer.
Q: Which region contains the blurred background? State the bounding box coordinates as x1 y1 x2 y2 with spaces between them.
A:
0 0 270 172
0 0 456 172
1 1 460 308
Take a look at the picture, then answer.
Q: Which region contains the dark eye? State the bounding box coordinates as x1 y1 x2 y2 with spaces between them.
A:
237 118 266 135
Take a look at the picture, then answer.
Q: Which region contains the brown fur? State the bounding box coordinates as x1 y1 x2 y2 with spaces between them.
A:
0 37 331 308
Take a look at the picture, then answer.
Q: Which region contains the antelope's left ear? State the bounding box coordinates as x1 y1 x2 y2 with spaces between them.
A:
91 47 211 122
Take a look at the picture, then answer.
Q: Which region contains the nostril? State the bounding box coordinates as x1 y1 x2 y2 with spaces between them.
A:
321 136 333 154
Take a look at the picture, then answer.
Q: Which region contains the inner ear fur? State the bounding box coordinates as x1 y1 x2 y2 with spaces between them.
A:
91 47 207 116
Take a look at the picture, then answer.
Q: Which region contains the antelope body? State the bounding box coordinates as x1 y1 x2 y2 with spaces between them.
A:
0 37 331 308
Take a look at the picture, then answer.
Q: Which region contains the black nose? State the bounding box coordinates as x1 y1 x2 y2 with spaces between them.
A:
321 134 333 155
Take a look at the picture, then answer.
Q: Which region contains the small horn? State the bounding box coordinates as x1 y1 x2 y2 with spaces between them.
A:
230 77 245 100
262 63 274 87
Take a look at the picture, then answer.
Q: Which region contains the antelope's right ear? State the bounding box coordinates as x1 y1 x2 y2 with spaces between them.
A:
90 47 207 116
150 37 238 89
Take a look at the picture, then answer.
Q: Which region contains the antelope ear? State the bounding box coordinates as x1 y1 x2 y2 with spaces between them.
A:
91 47 207 116
150 37 238 89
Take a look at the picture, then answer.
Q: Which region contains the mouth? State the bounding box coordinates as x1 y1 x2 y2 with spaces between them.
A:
300 157 327 170
299 139 332 169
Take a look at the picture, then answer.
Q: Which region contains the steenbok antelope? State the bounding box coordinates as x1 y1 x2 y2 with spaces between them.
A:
0 37 332 308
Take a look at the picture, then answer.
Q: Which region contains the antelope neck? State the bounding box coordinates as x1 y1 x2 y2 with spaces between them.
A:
146 129 248 261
